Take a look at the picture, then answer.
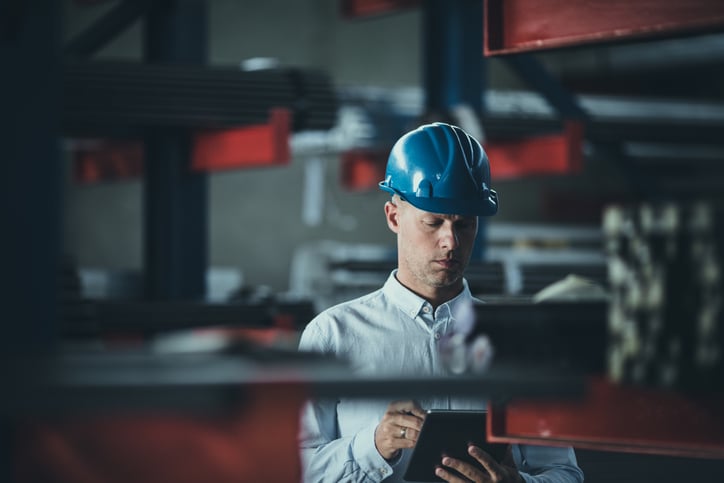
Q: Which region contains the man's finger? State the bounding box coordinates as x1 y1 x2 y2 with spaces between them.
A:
390 400 427 418
441 456 486 482
390 412 425 432
401 427 420 442
468 445 502 480
435 465 469 483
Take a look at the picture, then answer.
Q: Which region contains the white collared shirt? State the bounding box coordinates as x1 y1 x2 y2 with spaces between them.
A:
299 271 583 483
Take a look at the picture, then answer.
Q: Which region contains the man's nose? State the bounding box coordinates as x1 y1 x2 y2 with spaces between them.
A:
439 223 460 250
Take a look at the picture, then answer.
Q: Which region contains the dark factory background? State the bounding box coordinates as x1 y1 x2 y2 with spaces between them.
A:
2 1 724 482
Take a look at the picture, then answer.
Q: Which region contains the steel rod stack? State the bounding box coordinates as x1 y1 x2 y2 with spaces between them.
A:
62 60 338 136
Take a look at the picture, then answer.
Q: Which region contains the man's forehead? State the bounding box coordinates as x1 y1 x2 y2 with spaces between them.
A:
393 196 476 220
405 201 474 220
421 211 475 221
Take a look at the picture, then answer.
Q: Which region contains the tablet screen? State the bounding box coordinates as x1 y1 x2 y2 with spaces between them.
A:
403 410 508 482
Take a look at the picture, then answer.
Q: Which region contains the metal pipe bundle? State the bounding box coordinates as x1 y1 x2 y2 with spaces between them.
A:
62 60 338 136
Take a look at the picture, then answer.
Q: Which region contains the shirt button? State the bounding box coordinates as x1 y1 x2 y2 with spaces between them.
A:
422 306 431 313
380 468 387 476
434 332 441 340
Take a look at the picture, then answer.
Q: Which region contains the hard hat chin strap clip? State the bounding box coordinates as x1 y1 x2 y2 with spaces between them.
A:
415 180 433 198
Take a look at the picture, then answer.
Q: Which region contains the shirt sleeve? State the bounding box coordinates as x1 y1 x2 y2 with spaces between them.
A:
514 444 585 483
299 399 394 482
298 320 394 482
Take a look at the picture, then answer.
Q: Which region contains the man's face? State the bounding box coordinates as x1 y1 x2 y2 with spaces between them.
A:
385 197 478 300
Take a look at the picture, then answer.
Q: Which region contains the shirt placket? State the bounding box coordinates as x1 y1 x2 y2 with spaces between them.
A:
431 304 454 409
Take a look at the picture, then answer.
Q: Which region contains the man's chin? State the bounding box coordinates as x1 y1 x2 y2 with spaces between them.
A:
428 270 463 288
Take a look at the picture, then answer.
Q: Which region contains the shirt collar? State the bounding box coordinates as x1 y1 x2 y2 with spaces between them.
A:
382 270 473 319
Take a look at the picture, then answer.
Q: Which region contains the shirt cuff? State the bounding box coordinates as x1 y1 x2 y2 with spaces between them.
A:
352 423 394 481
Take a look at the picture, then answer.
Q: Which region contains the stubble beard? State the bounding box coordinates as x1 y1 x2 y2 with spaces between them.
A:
405 254 464 290
426 264 463 288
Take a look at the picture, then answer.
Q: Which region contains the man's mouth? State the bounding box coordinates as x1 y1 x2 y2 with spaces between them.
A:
434 259 459 269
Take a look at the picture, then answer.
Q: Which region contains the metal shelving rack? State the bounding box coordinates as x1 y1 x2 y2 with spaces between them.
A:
3 2 724 481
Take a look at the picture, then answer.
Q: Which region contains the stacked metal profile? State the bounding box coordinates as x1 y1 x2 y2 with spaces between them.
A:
62 60 338 135
604 202 723 391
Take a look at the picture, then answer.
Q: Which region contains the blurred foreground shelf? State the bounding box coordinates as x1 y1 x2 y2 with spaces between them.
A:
2 350 584 417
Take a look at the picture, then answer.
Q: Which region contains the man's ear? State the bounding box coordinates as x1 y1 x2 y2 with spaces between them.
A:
384 201 400 234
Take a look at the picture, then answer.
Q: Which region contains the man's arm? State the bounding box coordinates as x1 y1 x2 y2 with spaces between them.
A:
298 321 395 482
299 398 394 482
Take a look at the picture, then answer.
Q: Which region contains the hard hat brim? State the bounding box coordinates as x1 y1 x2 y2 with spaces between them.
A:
380 183 498 217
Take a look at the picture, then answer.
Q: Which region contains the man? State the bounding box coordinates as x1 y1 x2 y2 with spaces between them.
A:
298 123 584 482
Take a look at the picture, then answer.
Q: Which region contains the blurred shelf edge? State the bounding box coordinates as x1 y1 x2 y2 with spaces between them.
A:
0 352 585 417
61 298 316 336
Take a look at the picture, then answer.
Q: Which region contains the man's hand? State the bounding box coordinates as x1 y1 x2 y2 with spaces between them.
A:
374 400 426 460
435 445 523 483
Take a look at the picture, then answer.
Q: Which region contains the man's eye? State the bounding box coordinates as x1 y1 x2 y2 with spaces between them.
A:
456 221 476 230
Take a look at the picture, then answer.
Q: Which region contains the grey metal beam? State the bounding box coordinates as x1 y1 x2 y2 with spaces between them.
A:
64 0 150 58
422 0 492 260
501 54 589 121
142 0 208 300
1 4 62 480
422 0 486 115
0 0 62 354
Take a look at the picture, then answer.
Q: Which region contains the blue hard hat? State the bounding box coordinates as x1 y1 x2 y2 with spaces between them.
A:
379 122 498 216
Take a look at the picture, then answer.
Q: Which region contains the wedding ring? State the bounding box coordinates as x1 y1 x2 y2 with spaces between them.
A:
400 428 407 438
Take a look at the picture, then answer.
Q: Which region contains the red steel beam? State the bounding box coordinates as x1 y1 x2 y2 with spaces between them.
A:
73 0 114 5
488 376 724 459
72 109 292 183
192 109 291 172
485 0 724 55
340 0 420 19
486 121 584 179
73 139 144 184
340 148 389 191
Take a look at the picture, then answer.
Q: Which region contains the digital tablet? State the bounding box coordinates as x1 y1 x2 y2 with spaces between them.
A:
403 410 508 482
